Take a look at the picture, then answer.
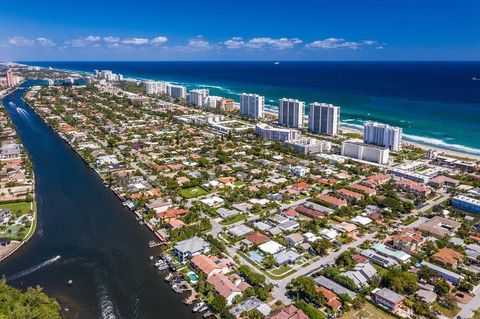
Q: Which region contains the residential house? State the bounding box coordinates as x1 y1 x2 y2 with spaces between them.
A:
173 236 210 262
373 288 404 311
191 254 230 277
266 305 308 319
207 273 242 305
432 248 464 268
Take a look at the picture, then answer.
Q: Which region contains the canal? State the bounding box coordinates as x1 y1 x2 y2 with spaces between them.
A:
0 82 198 319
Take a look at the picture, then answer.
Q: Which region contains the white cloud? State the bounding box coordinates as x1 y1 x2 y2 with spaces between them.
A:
306 38 379 49
151 36 168 45
121 37 149 45
85 35 101 42
224 37 302 50
36 37 56 47
103 36 120 43
7 36 35 46
187 37 212 50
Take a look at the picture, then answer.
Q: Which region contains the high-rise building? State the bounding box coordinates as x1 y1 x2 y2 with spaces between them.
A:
167 84 187 99
6 69 15 87
240 93 264 119
308 103 340 136
363 121 402 152
188 89 209 107
278 98 304 128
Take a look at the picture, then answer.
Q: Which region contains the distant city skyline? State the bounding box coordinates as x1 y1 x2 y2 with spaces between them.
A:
0 0 479 61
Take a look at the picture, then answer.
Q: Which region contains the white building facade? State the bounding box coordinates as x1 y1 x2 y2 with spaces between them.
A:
240 93 264 119
278 98 305 128
364 121 402 152
341 140 390 164
308 103 340 136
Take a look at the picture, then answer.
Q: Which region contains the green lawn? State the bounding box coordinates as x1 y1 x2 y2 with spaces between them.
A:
219 214 245 225
179 186 209 199
271 265 292 276
0 201 33 217
404 216 419 226
0 201 35 241
342 303 396 319
432 301 461 318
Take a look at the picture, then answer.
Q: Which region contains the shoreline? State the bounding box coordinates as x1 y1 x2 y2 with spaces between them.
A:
339 125 480 161
20 62 480 160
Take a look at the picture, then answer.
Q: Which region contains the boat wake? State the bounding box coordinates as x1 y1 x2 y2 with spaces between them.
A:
97 283 120 319
16 107 30 118
8 255 61 282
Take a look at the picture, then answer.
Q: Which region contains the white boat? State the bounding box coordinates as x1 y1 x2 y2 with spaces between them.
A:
274 61 280 65
8 102 15 107
192 302 205 312
68 280 73 286
473 77 480 81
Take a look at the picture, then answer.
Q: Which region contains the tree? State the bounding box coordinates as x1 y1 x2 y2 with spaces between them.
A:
262 254 276 269
311 238 332 256
0 278 61 318
435 279 450 296
384 268 418 294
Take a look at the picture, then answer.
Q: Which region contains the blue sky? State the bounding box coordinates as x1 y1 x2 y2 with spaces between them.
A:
0 0 479 61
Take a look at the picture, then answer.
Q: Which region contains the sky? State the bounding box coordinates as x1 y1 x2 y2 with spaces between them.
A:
0 0 479 61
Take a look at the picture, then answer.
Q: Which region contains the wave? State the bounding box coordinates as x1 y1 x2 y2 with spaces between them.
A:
8 255 61 281
403 134 480 156
197 84 225 90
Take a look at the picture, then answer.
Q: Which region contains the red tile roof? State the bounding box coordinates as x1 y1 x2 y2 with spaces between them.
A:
267 305 308 319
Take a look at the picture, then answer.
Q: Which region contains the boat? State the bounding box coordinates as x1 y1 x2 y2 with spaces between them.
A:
192 302 205 312
67 280 73 286
165 273 174 282
8 102 15 107
198 305 208 313
203 310 213 318
274 61 280 65
154 260 169 270
473 77 480 81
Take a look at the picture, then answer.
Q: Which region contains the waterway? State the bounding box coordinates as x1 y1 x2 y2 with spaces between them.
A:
0 81 198 319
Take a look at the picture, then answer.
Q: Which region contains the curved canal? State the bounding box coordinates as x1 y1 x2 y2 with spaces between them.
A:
0 82 197 319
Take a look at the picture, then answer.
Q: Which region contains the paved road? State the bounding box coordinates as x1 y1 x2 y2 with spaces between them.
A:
400 192 449 226
269 231 378 304
455 284 480 319
130 162 157 182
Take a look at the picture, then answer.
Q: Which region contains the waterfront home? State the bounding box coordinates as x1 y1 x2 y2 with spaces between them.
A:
230 297 271 318
190 254 230 277
266 305 308 319
173 236 210 262
156 208 188 221
206 273 242 305
166 218 185 230
372 288 404 311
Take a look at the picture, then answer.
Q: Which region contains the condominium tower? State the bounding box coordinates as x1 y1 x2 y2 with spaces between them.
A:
363 121 402 152
278 98 305 128
308 103 340 136
240 93 264 119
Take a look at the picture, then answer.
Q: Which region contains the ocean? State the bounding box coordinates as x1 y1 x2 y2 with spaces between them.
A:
21 61 480 156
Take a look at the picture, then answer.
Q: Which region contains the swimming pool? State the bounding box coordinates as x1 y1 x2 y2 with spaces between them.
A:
187 272 198 282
